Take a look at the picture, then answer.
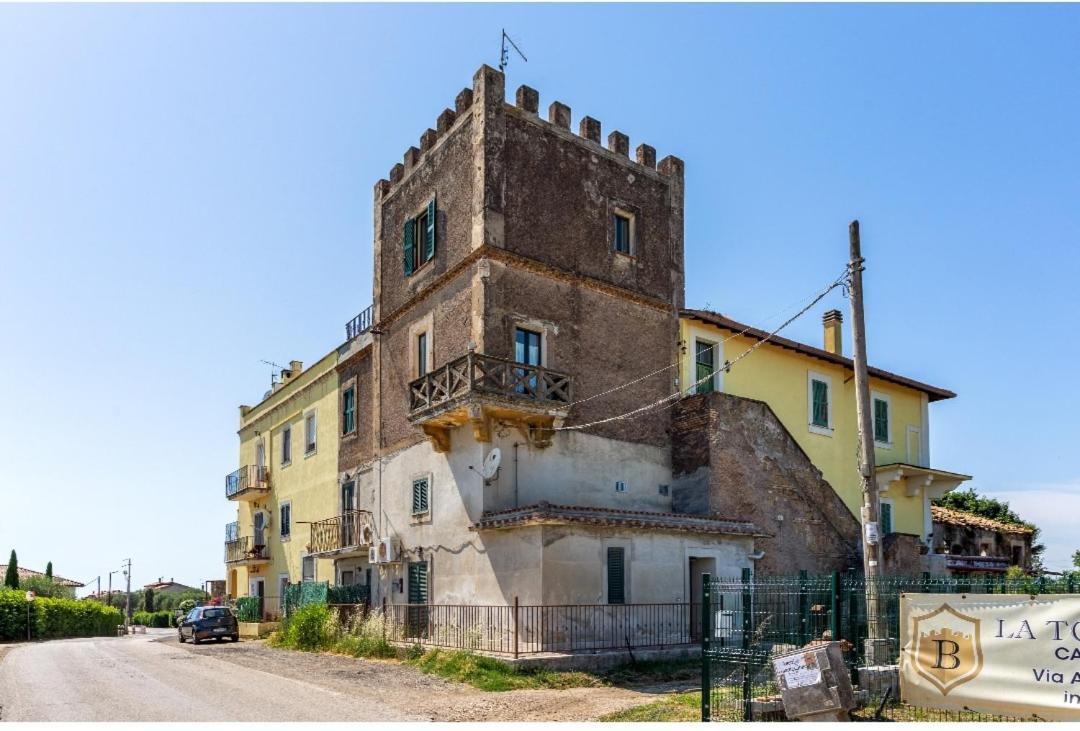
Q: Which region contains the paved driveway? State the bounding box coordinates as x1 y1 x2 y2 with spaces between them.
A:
0 631 423 722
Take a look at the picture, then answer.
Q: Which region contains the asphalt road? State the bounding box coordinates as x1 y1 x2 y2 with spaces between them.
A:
0 630 423 722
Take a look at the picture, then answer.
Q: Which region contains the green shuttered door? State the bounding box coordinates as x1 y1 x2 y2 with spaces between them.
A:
607 547 626 604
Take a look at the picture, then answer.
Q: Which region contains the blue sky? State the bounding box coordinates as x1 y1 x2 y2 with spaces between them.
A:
1 4 1077 590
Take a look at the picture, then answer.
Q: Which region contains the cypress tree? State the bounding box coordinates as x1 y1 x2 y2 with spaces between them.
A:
4 550 19 589
45 561 53 580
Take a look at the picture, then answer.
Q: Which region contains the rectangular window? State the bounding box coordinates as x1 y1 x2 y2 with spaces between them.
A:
607 547 626 605
304 412 317 455
225 521 238 542
301 555 315 583
417 332 428 377
514 328 542 395
280 502 292 539
403 198 437 276
880 502 893 535
695 340 715 394
613 212 632 254
281 424 292 465
873 396 890 445
615 481 627 493
411 477 430 516
342 386 356 435
810 378 830 429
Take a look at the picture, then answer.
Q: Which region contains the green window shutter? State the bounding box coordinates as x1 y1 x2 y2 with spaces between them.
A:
874 399 888 443
812 380 829 427
408 561 428 604
881 503 893 535
403 217 416 276
424 197 436 262
412 478 429 514
607 547 626 604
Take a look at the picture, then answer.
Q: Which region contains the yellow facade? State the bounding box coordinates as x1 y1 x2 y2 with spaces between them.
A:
226 349 341 614
679 314 960 541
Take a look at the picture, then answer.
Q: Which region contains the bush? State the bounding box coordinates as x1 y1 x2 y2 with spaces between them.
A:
21 575 76 600
270 603 335 652
0 590 122 641
333 611 396 659
132 610 172 628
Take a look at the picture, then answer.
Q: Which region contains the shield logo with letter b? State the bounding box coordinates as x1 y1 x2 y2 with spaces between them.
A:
911 603 984 695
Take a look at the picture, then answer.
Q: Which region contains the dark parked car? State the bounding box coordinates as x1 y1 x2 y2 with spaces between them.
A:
178 606 239 644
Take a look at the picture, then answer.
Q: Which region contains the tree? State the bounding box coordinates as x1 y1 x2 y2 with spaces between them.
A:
45 562 53 580
144 587 155 613
1072 549 1080 571
935 488 1045 570
4 550 18 589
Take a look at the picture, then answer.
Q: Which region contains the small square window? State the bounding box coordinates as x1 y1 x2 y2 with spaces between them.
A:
613 212 632 254
615 481 627 493
658 484 669 496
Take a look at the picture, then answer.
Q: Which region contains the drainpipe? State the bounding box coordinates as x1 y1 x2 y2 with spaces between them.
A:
513 442 520 509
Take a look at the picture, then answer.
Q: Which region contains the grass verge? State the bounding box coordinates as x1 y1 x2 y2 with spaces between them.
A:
598 691 700 722
406 648 602 691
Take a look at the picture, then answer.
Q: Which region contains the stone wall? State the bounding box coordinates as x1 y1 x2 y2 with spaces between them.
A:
337 344 374 473
671 393 861 575
882 533 924 576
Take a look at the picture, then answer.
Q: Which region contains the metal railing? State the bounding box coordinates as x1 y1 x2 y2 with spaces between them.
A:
345 305 374 341
408 352 572 416
224 536 268 564
225 465 269 499
383 601 695 657
308 510 375 555
700 571 1077 722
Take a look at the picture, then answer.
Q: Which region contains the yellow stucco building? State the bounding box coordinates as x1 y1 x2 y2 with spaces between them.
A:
679 308 970 550
225 351 341 617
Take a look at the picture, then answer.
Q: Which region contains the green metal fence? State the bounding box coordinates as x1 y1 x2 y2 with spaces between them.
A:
701 570 1073 722
283 581 329 617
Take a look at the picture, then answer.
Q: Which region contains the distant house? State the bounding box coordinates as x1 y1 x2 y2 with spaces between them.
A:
143 578 201 594
927 505 1034 575
1 565 84 588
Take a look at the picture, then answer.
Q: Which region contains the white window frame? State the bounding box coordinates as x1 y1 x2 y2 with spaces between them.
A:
879 497 895 536
807 371 834 436
872 391 892 448
280 423 292 467
301 553 316 583
303 408 317 457
279 500 292 542
692 336 723 394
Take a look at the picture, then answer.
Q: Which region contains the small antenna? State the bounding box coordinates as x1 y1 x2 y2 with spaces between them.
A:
260 359 285 386
499 29 527 74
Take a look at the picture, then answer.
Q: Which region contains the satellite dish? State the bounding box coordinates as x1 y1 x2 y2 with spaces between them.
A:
480 448 502 479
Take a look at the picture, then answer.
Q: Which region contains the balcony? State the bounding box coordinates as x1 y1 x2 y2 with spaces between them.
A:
408 352 572 452
308 510 376 558
224 536 270 566
945 555 1010 573
225 465 270 501
345 304 374 341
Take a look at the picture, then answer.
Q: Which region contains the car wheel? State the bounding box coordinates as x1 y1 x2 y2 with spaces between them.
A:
231 634 239 642
178 631 185 643
191 632 200 645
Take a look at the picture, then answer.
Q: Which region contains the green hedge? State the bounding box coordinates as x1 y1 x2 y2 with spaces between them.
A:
132 610 173 628
0 589 123 641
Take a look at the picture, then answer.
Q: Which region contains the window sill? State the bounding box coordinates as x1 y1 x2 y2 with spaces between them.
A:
410 512 431 525
281 461 292 470
341 430 357 441
808 424 834 437
613 249 636 260
874 440 893 450
280 535 291 543
407 258 435 280
304 448 317 459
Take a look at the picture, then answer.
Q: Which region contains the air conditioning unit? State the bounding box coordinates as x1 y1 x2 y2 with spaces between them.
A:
378 537 399 564
368 546 379 564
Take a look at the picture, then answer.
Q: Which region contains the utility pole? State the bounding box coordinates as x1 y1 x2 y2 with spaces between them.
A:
108 569 119 608
122 558 132 630
96 576 101 601
848 220 885 665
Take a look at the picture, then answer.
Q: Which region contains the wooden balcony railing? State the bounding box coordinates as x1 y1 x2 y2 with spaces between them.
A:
309 510 375 556
225 465 270 499
345 305 374 341
408 352 572 417
224 536 268 564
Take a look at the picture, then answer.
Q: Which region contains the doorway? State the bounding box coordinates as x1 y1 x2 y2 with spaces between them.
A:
249 577 265 620
689 556 716 640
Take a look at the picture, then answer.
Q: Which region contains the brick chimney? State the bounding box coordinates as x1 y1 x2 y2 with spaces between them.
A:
823 310 843 355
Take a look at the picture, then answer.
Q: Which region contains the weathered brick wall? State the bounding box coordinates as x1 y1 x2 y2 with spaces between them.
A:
882 533 924 576
671 392 861 575
337 347 374 472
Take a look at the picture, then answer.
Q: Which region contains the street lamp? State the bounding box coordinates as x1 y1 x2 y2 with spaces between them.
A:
25 590 35 641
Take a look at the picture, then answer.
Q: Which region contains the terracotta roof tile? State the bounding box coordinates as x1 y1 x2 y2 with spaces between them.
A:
1 565 84 588
931 505 1033 534
472 502 760 536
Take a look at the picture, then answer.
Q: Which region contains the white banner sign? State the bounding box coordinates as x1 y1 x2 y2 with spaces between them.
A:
900 593 1080 721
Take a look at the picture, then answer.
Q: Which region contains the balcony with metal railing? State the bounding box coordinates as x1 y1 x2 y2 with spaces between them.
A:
225 465 270 501
224 535 270 566
345 305 374 341
407 352 572 452
308 510 376 557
